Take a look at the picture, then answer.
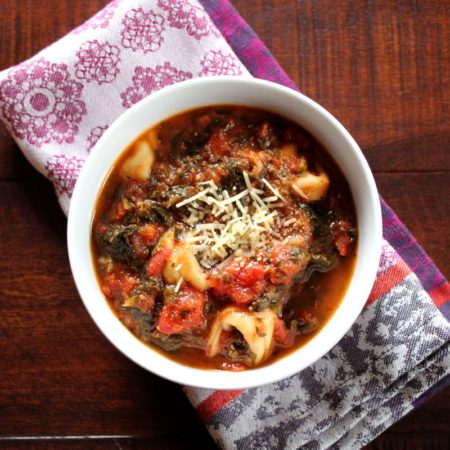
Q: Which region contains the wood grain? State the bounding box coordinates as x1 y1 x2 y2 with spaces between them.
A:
0 179 216 446
0 1 449 449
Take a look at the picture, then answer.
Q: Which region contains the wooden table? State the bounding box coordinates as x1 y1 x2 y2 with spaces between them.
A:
1 1 448 449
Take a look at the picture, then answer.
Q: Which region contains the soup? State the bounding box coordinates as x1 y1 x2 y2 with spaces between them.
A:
92 106 357 371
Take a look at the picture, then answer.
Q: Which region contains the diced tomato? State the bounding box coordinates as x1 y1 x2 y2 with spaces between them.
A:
231 281 266 304
209 256 268 304
130 224 164 261
234 260 267 286
332 220 353 256
274 317 293 347
269 245 302 285
146 247 172 276
102 272 138 301
157 285 206 335
139 223 163 246
334 232 351 256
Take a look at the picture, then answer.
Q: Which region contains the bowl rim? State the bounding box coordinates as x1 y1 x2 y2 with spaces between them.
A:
67 76 382 390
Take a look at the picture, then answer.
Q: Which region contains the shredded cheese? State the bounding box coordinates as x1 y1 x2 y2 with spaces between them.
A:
284 218 297 227
174 172 288 268
261 178 286 202
175 187 212 208
174 276 184 293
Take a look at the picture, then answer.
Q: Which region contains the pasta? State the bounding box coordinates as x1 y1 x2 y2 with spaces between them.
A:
162 240 209 291
291 164 330 202
121 139 155 181
207 307 277 365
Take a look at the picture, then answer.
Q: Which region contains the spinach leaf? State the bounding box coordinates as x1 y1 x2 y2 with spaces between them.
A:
97 224 139 264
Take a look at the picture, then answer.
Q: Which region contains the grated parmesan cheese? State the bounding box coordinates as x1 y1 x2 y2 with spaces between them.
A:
174 171 289 268
174 276 184 292
262 178 286 202
284 218 297 227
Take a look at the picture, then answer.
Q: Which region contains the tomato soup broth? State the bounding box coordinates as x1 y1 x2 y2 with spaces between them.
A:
92 106 357 371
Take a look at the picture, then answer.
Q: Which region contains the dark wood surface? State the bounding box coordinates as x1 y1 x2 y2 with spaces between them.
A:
0 1 448 449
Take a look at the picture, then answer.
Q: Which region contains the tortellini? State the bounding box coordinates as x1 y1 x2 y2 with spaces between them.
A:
156 229 175 252
146 129 159 149
121 139 156 182
207 307 277 364
279 144 307 170
291 164 329 202
279 143 297 158
158 230 209 291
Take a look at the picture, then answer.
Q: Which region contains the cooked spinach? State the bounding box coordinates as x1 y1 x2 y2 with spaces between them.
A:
134 199 173 225
311 253 338 271
97 224 139 264
300 203 328 238
170 115 226 156
299 252 338 283
250 285 286 312
220 161 247 192
130 277 163 299
290 316 319 335
227 336 251 362
151 332 182 352
127 307 156 340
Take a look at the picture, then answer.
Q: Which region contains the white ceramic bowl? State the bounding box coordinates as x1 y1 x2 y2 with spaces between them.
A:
68 77 382 390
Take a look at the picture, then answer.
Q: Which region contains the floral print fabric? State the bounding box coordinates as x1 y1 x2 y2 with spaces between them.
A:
0 59 86 147
74 40 121 85
0 0 248 213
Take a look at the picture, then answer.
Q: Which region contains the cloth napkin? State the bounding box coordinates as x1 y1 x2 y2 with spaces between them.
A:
1 1 449 449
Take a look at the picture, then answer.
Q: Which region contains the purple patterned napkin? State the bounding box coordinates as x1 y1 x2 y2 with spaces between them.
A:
0 0 248 214
1 1 449 449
